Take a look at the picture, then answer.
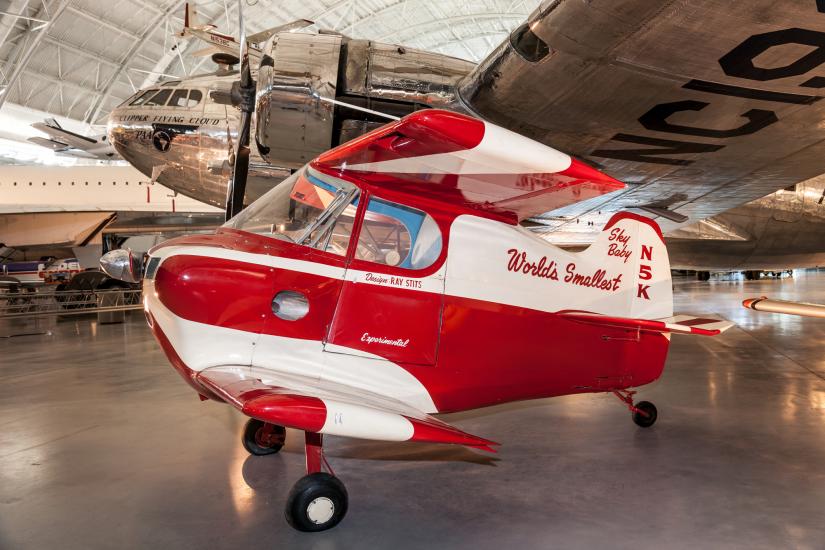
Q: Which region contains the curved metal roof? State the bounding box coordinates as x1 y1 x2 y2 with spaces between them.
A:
0 0 539 127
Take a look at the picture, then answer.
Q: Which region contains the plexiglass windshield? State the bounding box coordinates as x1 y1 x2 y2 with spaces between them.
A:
224 167 359 256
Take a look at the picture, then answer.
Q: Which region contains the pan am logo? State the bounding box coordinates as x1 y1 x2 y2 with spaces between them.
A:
152 130 172 152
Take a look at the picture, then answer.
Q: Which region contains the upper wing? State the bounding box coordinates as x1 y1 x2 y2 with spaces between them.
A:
314 109 623 222
197 365 498 452
459 0 825 239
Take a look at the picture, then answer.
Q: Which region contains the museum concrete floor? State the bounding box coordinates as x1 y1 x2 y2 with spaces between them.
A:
1 271 824 549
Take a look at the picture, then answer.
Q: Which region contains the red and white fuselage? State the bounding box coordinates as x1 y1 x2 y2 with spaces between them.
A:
139 110 730 448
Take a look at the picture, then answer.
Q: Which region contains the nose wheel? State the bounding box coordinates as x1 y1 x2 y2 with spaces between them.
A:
613 390 658 428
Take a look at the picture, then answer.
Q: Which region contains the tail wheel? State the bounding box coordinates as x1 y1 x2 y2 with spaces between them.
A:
632 401 658 428
242 418 285 456
285 472 348 532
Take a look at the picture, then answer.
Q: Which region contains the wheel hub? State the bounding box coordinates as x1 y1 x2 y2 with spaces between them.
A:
306 496 335 524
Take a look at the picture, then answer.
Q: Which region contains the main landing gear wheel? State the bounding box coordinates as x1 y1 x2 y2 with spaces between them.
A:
632 401 658 428
242 418 285 456
285 472 348 532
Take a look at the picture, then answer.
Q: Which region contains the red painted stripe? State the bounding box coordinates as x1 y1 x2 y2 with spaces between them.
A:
602 211 665 243
242 393 327 432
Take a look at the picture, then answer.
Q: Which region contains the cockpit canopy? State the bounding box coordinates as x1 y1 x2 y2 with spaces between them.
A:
225 167 443 270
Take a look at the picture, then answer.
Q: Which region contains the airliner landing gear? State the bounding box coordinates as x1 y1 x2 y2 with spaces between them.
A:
242 418 286 456
696 271 711 281
613 390 658 428
285 432 348 532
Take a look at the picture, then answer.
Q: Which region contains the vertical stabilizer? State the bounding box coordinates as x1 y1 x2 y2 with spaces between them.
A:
576 212 673 319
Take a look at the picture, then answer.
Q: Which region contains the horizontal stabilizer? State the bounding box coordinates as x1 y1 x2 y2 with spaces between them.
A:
196 367 498 452
558 311 733 336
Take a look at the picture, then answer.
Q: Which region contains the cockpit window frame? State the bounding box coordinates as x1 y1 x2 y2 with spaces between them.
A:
187 89 203 107
128 89 159 106
144 89 173 107
168 89 190 108
347 191 444 272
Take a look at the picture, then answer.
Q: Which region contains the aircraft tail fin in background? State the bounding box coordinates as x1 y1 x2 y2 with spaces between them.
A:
181 2 214 33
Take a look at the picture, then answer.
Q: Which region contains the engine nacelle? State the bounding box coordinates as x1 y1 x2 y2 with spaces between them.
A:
255 32 476 168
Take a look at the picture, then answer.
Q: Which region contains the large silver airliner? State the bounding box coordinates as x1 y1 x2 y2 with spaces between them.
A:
106 0 825 272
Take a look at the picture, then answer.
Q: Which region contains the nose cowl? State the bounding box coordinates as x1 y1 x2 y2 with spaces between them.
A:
100 249 142 283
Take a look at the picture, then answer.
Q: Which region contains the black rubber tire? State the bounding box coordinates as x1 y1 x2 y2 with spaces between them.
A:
241 418 285 456
285 473 348 532
697 271 711 281
632 401 658 428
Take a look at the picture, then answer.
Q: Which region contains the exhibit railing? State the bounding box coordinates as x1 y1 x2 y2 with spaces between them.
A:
0 287 143 319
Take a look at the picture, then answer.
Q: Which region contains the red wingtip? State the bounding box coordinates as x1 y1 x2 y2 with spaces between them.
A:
406 416 499 451
561 158 624 190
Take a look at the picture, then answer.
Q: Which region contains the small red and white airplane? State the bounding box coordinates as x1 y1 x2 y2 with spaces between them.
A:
102 109 732 532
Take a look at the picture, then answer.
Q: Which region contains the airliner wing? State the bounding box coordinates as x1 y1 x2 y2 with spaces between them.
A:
197 366 498 452
459 0 825 239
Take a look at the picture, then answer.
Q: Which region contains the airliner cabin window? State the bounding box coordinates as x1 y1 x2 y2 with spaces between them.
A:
356 198 442 269
169 89 190 108
129 89 158 106
225 167 359 257
145 89 173 106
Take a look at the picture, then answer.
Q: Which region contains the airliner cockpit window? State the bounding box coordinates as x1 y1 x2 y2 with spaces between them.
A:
187 90 203 107
145 89 173 106
356 198 442 269
225 167 359 257
169 89 190 108
129 89 158 106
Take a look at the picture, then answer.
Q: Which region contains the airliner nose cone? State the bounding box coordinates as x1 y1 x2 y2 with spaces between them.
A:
100 249 142 283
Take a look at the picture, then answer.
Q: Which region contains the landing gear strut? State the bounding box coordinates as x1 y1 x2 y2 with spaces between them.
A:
613 390 658 428
285 432 348 532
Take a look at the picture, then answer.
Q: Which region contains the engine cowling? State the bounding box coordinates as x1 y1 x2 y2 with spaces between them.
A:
254 31 476 168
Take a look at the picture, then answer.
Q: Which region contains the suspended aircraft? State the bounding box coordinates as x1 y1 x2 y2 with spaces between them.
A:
28 118 118 160
106 0 825 274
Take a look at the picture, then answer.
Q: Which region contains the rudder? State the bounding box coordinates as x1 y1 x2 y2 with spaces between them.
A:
575 212 672 320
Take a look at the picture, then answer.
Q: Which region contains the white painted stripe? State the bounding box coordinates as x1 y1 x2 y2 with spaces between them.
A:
345 123 572 175
320 399 414 441
152 245 346 280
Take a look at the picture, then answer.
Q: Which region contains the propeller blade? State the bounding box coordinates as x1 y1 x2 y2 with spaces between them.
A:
224 0 255 221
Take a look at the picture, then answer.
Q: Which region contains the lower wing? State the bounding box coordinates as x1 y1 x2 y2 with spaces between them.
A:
197 366 499 453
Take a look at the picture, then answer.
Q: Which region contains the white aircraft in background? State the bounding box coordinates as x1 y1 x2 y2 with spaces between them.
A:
28 118 119 161
0 164 220 266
